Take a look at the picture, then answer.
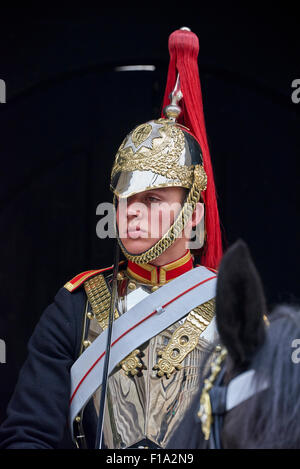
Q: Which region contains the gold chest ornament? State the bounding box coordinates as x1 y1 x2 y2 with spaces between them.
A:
80 272 217 448
83 273 215 379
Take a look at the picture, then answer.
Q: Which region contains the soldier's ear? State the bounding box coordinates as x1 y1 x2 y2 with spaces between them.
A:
216 239 267 370
191 202 204 227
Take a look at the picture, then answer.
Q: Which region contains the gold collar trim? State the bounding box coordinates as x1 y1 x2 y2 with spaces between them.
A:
126 250 193 286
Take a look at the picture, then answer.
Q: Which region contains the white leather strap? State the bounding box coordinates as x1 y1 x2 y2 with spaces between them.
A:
226 369 269 411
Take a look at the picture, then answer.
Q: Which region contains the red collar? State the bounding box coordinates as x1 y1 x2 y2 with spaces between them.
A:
127 250 193 286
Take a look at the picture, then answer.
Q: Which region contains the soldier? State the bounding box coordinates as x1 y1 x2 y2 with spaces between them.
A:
0 27 222 449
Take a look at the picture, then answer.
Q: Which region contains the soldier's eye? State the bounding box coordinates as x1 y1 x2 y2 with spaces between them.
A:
147 196 160 203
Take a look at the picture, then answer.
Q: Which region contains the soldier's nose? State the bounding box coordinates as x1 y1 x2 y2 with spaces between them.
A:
127 202 145 218
127 206 140 216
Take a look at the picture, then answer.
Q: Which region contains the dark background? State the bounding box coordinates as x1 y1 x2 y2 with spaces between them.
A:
0 3 299 426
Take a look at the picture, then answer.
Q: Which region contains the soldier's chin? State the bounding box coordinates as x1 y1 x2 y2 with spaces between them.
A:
120 237 159 256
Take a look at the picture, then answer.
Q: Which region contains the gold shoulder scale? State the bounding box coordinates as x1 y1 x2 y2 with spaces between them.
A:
84 274 119 330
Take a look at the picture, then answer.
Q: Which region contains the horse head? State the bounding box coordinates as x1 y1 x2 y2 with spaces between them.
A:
169 240 300 449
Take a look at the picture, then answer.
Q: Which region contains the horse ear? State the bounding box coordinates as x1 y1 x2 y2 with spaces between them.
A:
216 239 266 370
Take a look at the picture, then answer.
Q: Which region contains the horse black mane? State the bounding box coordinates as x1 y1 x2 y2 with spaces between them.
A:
223 304 300 449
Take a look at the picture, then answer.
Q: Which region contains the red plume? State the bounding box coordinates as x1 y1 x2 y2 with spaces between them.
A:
161 28 223 270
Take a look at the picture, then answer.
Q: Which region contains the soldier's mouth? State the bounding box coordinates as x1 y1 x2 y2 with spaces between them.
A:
127 227 148 238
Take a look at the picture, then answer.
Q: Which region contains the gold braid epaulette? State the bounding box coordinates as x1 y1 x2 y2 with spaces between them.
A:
84 274 118 330
153 298 215 378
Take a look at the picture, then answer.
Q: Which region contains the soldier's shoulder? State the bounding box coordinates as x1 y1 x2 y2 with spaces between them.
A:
195 264 218 275
63 266 113 292
206 267 218 274
63 261 126 292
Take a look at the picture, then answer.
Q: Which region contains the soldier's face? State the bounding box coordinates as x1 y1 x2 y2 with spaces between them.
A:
116 187 186 255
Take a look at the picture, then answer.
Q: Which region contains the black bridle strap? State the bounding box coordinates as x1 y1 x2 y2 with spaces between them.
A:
208 366 227 449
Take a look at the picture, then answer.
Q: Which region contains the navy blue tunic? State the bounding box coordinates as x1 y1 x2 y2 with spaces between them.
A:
0 286 86 448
